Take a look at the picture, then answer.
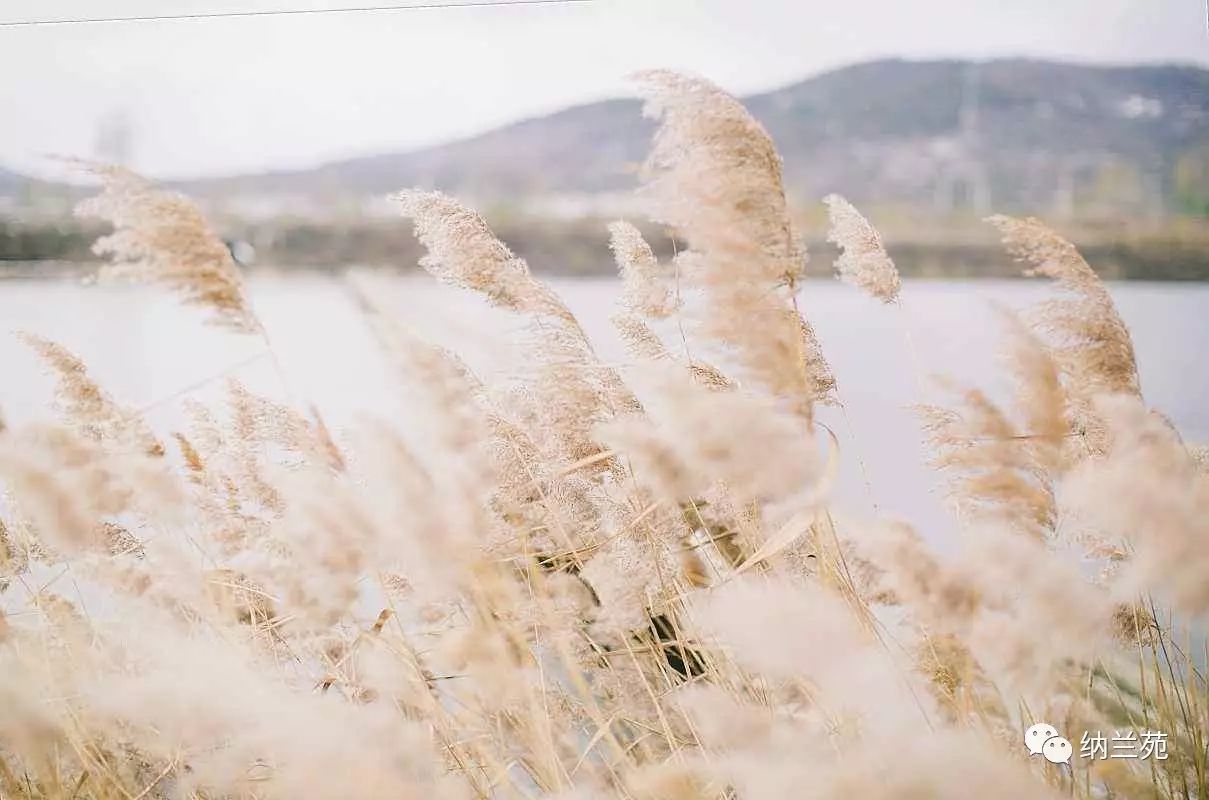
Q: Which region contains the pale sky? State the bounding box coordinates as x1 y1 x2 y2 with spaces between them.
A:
2 0 1207 180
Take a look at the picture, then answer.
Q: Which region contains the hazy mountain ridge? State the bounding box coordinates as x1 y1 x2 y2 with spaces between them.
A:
2 58 1206 223
168 58 1209 217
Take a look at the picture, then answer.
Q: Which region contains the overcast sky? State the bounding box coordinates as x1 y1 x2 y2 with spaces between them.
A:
2 0 1207 180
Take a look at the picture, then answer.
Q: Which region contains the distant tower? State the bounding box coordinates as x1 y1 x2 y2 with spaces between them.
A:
957 63 991 214
936 64 991 215
94 109 134 166
959 62 980 140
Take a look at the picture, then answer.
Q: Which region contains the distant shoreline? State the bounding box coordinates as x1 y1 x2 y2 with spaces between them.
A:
5 215 1208 280
4 257 1204 281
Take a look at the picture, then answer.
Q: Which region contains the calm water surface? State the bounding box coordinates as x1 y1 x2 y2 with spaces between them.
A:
2 276 1207 541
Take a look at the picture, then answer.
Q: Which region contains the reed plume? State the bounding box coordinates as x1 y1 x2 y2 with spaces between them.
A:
395 190 637 463
1063 395 1209 614
917 311 1067 538
823 194 901 303
76 164 262 334
988 215 1140 454
608 220 679 319
635 70 835 416
19 333 164 456
608 218 734 392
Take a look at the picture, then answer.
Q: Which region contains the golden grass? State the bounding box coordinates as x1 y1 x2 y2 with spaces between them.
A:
0 72 1205 800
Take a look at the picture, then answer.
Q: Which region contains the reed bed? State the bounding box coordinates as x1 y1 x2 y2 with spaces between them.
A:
0 72 1206 800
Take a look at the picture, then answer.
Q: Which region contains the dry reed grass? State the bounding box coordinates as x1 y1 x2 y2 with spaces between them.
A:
0 73 1205 800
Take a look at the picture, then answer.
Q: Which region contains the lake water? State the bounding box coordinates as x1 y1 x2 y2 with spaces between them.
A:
2 275 1207 541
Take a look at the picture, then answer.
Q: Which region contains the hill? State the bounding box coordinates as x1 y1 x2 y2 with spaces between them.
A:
175 58 1209 218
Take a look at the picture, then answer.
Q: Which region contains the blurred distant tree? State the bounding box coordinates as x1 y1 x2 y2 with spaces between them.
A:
1174 144 1209 217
